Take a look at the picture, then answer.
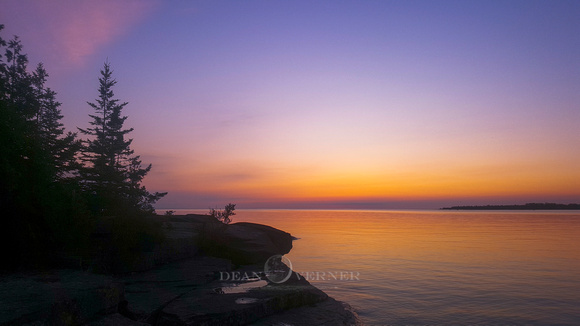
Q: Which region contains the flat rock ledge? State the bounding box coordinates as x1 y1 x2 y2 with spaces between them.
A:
0 257 362 325
0 216 362 325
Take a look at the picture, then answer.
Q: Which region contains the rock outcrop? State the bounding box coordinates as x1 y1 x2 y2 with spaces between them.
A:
1 215 362 325
183 214 293 265
117 258 359 325
209 222 294 265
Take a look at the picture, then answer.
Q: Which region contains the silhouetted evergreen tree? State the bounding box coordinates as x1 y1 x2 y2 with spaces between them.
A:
78 62 166 216
0 25 88 269
31 63 81 181
0 25 165 270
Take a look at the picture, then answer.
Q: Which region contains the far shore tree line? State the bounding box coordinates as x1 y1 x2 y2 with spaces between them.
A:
0 25 166 270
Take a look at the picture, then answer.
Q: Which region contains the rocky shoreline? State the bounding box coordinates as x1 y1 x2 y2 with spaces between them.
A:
0 215 362 325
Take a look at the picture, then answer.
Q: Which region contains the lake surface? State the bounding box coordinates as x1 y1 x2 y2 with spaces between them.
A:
161 209 580 325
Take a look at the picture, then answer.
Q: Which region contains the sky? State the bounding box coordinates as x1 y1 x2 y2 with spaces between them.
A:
1 0 579 209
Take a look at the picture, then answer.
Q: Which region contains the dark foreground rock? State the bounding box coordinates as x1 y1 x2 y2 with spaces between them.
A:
212 222 294 265
183 214 294 265
1 215 362 325
0 257 361 325
0 270 123 325
156 274 327 325
250 297 363 326
118 257 361 325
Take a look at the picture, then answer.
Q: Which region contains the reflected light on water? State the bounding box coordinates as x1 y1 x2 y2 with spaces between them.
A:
233 210 580 325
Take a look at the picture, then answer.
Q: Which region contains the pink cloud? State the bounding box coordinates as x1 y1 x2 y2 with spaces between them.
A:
1 0 157 66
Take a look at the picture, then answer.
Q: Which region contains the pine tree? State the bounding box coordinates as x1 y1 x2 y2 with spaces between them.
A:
78 61 166 215
32 63 81 181
0 25 88 268
0 29 54 213
2 35 35 116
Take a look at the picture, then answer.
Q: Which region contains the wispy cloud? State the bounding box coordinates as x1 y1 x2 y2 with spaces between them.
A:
1 0 157 66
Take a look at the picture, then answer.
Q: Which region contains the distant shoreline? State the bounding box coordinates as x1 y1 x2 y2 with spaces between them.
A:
441 203 580 210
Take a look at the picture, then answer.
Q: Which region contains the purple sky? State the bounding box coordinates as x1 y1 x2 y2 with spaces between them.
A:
2 0 579 209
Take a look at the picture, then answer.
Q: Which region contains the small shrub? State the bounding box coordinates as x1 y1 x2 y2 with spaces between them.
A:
208 203 236 224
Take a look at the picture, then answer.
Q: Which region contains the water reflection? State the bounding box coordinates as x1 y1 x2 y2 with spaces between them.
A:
232 210 580 325
214 279 268 294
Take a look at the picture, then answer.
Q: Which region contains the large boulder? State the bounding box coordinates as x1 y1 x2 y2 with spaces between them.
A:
200 221 293 265
225 222 293 262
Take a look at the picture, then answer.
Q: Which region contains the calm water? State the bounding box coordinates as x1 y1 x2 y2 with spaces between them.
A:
162 209 580 325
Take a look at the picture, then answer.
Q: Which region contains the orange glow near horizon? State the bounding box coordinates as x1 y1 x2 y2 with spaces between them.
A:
140 107 580 207
145 147 580 207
